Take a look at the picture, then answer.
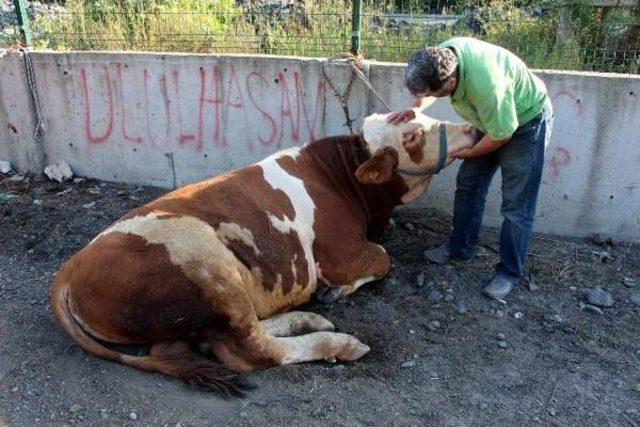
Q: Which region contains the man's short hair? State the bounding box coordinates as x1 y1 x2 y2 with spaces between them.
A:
405 47 458 96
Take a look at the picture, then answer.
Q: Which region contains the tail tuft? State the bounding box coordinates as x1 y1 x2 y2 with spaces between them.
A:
152 356 255 397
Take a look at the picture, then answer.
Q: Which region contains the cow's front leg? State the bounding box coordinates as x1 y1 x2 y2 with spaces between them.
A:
260 311 335 337
316 243 390 303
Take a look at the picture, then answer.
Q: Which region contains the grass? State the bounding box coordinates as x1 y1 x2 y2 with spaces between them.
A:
3 0 638 73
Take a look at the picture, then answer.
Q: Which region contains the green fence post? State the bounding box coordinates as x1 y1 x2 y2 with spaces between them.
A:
351 0 363 55
13 0 32 46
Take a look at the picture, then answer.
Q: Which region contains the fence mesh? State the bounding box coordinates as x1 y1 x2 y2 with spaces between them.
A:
1 0 639 73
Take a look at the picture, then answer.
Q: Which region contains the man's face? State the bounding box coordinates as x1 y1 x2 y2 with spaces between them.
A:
414 76 457 99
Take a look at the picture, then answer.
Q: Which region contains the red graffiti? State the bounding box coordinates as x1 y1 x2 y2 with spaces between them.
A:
247 72 277 146
295 72 325 142
552 90 583 117
278 71 300 145
117 64 142 144
77 64 325 151
549 147 571 182
198 66 224 148
224 64 247 147
81 67 114 144
173 70 198 149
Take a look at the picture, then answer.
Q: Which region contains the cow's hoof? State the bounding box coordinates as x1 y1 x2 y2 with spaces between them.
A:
315 284 342 304
336 336 370 362
306 314 336 333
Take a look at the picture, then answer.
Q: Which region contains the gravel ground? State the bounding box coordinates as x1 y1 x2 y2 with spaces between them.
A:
1 172 639 426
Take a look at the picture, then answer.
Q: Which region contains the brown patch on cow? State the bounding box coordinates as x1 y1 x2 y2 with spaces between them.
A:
65 232 220 344
402 130 426 164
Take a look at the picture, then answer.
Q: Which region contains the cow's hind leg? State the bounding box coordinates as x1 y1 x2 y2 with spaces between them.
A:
209 325 370 370
272 332 370 364
260 312 335 337
205 300 367 370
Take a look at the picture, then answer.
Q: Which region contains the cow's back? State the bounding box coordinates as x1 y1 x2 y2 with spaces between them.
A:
87 159 319 320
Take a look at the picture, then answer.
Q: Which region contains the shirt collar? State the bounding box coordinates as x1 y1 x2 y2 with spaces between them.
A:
450 50 466 101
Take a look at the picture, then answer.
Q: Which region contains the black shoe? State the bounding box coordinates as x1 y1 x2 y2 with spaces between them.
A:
423 243 450 264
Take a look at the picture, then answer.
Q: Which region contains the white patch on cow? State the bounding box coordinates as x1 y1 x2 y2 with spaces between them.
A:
258 155 316 287
362 110 436 152
350 275 377 292
216 222 260 256
335 275 379 299
93 213 243 287
290 254 298 284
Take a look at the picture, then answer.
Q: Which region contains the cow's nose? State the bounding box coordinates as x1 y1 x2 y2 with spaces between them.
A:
316 284 342 304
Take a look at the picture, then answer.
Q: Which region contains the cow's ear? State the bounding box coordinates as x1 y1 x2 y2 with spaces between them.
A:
355 147 399 184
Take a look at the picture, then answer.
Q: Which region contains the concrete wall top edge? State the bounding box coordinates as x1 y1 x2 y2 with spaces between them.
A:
4 48 637 81
533 69 640 80
26 49 335 64
366 61 640 81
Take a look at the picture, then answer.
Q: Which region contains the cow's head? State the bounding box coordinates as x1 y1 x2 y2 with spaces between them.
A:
356 98 478 203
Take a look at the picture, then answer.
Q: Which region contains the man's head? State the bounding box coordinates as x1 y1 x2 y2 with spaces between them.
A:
405 47 458 98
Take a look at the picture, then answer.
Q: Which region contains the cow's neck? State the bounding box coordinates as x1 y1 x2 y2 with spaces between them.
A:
303 135 408 240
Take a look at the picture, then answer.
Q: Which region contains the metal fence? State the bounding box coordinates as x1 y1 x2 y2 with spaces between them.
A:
2 0 639 73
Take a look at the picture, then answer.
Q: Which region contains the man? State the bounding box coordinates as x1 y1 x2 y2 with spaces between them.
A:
388 37 554 299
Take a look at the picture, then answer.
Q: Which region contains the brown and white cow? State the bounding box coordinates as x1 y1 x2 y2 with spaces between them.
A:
50 104 477 394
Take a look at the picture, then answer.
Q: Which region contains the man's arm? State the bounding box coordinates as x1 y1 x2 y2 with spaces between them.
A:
452 134 508 159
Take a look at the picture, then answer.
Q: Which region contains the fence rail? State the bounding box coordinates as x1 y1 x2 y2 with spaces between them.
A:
1 0 639 73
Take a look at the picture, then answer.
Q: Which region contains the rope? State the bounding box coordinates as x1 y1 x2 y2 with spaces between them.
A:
327 52 394 113
20 47 46 142
321 56 358 133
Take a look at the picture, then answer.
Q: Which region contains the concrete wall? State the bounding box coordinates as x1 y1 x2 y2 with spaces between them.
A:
7 51 368 188
1 50 639 241
0 50 42 173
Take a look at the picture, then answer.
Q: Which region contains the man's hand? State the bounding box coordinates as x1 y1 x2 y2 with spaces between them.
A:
387 109 416 125
450 147 476 159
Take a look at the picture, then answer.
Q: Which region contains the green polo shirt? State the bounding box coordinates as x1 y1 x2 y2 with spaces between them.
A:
439 37 548 140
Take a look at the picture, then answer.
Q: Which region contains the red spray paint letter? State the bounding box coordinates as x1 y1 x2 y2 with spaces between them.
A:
247 72 277 147
81 67 114 145
117 63 142 144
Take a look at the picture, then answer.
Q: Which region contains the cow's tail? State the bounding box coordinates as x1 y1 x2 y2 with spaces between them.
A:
50 280 252 396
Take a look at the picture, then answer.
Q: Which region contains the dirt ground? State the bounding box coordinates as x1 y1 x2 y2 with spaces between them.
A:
1 173 639 427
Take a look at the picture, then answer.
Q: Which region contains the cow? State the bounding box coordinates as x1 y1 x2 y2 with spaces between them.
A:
50 102 477 395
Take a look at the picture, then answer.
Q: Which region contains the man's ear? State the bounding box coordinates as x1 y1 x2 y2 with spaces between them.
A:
355 147 399 184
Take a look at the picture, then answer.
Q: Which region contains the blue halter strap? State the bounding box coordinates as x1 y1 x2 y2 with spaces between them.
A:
394 122 448 176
